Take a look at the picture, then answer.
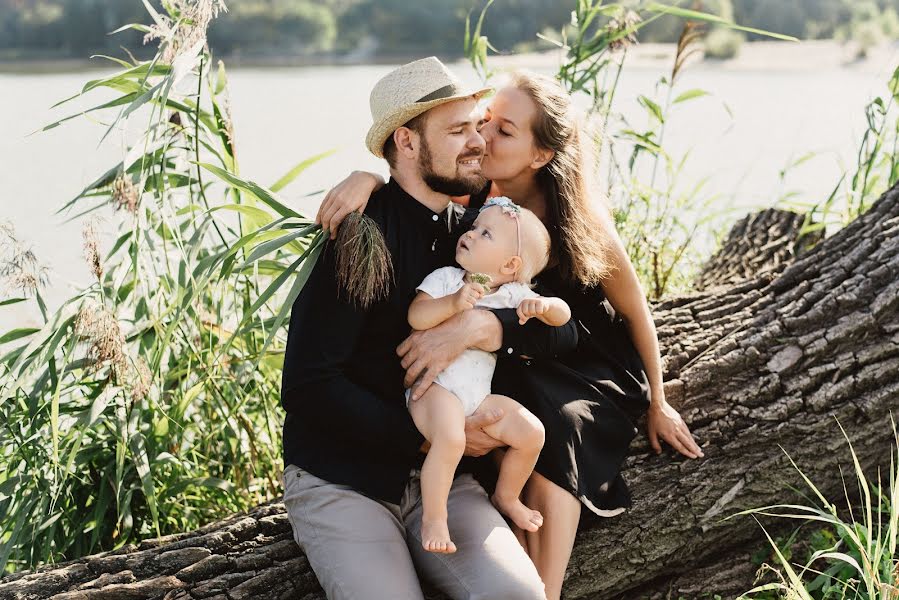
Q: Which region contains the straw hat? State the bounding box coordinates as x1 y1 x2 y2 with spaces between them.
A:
366 57 492 158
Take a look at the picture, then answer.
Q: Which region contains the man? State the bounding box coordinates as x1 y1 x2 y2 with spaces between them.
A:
280 57 575 599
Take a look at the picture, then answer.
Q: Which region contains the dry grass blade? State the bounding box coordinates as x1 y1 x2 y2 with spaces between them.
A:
673 20 705 82
334 212 394 309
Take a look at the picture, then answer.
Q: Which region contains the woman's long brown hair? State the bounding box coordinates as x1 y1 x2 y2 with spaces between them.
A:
509 71 613 288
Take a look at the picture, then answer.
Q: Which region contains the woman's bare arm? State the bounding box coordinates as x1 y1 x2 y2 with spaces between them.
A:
315 170 385 239
592 204 704 459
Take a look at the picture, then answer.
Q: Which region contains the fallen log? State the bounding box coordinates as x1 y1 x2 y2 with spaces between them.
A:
2 183 897 600
693 207 820 291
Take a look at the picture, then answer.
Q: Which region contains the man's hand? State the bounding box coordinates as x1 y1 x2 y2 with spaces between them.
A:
463 409 505 456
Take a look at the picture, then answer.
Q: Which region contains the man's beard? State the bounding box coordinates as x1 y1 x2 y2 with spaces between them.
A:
418 136 487 196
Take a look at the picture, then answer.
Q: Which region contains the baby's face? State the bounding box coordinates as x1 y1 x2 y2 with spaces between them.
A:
455 206 520 281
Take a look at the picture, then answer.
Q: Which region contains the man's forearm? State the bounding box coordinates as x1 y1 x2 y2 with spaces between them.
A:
465 309 503 352
453 306 580 357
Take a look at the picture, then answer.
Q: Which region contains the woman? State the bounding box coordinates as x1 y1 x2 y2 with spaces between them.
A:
317 70 704 600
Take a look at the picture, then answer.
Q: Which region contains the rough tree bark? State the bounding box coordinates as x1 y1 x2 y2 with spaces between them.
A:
2 183 897 600
693 207 820 291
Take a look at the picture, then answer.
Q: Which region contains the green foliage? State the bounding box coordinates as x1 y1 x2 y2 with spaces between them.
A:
733 417 899 599
703 27 745 59
3 0 899 61
2 0 898 581
0 0 147 58
0 1 329 572
779 66 899 241
207 0 337 55
833 0 899 59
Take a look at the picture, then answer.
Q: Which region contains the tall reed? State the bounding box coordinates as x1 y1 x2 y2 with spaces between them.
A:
0 0 334 572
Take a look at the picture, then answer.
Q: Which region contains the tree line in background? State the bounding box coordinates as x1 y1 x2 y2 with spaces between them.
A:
1 0 898 61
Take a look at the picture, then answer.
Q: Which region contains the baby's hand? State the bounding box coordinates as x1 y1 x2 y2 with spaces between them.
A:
517 297 550 324
453 282 484 312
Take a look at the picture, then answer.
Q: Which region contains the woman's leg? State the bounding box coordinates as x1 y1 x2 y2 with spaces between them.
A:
409 384 467 554
523 471 581 600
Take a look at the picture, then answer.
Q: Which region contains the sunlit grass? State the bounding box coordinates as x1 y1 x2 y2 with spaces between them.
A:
733 416 899 600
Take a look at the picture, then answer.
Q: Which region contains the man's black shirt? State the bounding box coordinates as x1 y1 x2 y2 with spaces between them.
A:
281 178 578 503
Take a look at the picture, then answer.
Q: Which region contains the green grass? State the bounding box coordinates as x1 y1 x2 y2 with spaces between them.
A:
0 5 328 571
733 417 899 600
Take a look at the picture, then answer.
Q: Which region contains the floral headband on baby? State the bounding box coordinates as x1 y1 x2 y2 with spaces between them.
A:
479 196 522 256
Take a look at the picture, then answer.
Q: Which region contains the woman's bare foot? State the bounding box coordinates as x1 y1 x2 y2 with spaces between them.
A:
492 494 544 532
421 519 457 553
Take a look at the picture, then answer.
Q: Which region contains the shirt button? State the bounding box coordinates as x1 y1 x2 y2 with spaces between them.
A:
506 348 513 354
432 214 439 221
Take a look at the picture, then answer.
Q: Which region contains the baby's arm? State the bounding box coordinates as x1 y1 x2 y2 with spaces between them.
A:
408 292 459 331
408 283 484 331
516 295 572 327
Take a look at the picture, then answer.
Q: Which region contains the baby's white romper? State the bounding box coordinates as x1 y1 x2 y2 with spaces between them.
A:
405 266 538 415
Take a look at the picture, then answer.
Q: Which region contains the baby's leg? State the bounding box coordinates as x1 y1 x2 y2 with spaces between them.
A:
478 394 546 532
409 384 466 554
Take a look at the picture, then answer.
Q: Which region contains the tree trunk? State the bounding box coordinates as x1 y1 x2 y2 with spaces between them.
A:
3 184 898 600
693 207 820 291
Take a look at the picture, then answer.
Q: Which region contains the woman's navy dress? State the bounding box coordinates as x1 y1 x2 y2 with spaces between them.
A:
468 192 652 516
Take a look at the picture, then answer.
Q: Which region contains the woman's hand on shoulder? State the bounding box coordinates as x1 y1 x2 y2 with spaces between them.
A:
316 170 385 239
646 399 704 459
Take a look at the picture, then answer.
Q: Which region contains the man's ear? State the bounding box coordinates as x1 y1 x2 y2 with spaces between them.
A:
500 255 523 277
394 127 418 159
530 147 554 170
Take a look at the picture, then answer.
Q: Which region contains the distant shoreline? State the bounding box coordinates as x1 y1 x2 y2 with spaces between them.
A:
1 40 896 75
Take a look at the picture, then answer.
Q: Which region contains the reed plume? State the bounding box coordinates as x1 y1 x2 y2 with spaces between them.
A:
0 221 49 297
111 175 140 214
82 219 103 281
144 0 228 63
74 300 126 376
333 212 393 309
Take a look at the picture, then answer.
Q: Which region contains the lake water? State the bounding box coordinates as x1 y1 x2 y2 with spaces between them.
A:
1 53 897 332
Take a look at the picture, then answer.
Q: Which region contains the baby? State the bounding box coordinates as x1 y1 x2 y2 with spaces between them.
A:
407 196 571 554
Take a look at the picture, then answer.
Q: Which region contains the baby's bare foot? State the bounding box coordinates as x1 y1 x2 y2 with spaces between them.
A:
421 519 457 554
492 494 544 532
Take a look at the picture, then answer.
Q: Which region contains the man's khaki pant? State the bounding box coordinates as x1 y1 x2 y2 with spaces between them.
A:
282 464 546 600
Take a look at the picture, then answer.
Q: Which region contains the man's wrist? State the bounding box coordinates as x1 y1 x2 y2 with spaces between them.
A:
466 309 502 352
